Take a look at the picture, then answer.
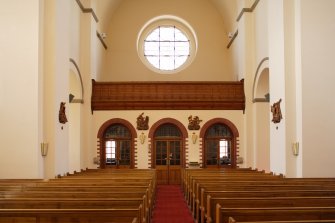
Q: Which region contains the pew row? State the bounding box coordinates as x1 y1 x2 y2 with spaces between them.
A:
216 206 335 223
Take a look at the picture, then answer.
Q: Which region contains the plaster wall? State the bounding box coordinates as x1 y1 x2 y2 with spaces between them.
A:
0 0 42 178
101 0 235 82
300 0 335 177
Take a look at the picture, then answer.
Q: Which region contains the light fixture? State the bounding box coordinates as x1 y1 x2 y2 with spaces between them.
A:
69 94 75 103
140 132 146 144
41 142 48 157
292 142 299 156
192 132 198 144
101 32 107 39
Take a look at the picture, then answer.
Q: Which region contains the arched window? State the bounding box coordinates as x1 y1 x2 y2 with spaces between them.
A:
103 124 132 168
204 123 233 167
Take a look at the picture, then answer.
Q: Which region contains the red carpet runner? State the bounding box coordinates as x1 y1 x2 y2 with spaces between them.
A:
151 185 194 223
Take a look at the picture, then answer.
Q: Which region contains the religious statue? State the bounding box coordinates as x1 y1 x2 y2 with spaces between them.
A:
59 102 68 124
188 115 202 130
271 99 283 123
137 112 149 130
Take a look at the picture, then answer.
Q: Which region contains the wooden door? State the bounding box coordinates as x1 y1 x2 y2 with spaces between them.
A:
105 139 131 169
155 140 181 185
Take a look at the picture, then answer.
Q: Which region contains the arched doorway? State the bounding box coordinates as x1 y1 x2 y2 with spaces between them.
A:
149 118 187 185
200 118 239 168
97 119 137 169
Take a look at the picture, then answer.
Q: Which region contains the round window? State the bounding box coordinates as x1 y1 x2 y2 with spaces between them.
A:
137 16 198 74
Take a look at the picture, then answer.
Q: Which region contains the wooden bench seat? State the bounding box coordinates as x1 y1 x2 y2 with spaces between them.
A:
21 185 149 192
0 169 156 223
228 217 335 223
199 189 335 223
216 206 335 223
2 190 147 198
0 197 145 208
186 175 335 207
191 181 335 218
0 207 142 223
206 196 335 223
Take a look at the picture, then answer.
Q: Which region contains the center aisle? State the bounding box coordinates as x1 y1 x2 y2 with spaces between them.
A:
151 185 195 223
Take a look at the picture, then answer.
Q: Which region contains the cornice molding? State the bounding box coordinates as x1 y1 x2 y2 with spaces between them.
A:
75 0 99 23
236 0 260 22
227 30 238 49
96 31 108 50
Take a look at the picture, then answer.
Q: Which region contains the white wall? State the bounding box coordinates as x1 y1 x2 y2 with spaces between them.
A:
284 0 299 177
300 0 335 177
268 0 286 175
0 0 42 178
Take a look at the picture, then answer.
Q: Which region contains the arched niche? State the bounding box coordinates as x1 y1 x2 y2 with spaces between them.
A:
253 57 269 103
69 58 84 103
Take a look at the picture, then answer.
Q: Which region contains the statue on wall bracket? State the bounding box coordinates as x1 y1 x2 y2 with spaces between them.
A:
59 102 68 124
271 99 283 124
137 112 149 130
188 115 202 130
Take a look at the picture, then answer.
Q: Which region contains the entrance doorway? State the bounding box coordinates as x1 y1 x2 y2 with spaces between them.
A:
153 124 182 184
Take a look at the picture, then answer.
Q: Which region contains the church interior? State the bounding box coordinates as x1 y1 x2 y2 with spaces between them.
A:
1 0 335 222
2 0 335 180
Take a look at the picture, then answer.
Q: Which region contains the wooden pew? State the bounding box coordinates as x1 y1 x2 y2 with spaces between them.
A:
216 206 335 223
192 182 335 221
228 217 335 223
201 189 335 223
0 169 156 223
206 196 335 223
181 168 335 223
192 179 335 220
0 207 142 223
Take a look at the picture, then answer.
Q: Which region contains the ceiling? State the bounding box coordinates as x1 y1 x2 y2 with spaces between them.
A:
93 0 244 34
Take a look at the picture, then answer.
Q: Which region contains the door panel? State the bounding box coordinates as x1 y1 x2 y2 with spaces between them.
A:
156 141 168 184
206 140 219 166
155 140 181 185
105 140 131 169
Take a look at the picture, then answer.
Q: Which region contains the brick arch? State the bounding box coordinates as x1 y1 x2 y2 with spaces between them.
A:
149 118 188 139
149 118 188 168
200 118 240 168
97 118 137 168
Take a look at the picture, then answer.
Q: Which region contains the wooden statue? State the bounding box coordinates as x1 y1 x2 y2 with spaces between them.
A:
136 112 149 130
271 99 283 123
188 115 202 130
59 102 68 124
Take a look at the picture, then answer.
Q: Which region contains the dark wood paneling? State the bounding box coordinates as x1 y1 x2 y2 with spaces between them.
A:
91 80 245 111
